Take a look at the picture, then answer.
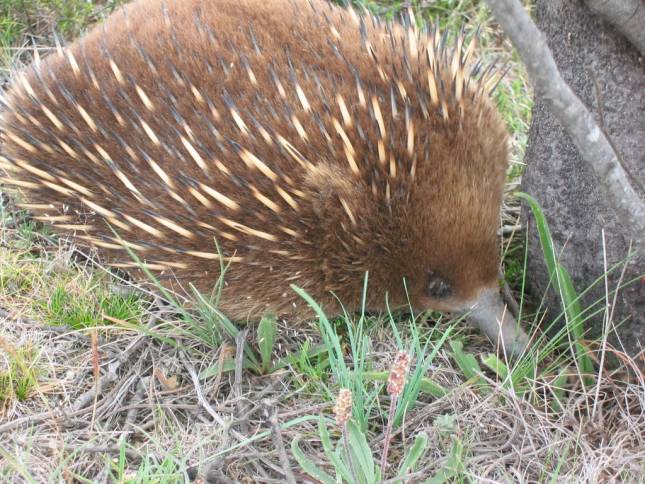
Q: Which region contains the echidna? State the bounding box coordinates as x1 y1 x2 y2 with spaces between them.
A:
0 0 528 353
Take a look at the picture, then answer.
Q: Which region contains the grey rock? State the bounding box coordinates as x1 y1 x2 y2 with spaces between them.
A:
522 0 644 357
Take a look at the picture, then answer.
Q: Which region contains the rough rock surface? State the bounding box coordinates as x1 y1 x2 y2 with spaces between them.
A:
522 0 644 356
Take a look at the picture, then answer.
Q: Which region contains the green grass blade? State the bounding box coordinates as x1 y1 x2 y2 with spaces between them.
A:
191 289 260 367
517 193 594 385
394 322 453 425
516 193 558 283
271 343 329 371
557 266 594 379
292 285 350 381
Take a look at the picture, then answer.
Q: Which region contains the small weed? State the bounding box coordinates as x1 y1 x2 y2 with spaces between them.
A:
0 252 37 295
425 436 467 483
287 339 331 384
292 276 451 440
108 442 184 483
293 277 381 432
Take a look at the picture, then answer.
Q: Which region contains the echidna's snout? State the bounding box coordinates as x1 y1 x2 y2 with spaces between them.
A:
464 287 528 357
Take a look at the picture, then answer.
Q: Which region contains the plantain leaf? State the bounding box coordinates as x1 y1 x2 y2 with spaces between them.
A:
257 313 277 374
318 416 352 482
397 432 428 477
291 435 335 484
346 419 377 483
481 353 509 380
450 340 482 382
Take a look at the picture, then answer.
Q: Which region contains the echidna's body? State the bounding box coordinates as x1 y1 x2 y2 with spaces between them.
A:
1 0 527 352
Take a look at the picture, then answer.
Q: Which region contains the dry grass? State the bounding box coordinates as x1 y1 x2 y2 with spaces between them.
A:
1 0 644 482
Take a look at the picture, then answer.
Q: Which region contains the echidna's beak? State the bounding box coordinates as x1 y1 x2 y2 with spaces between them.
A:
466 287 528 357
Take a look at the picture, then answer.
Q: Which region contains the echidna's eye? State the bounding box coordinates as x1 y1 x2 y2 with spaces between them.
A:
427 271 452 299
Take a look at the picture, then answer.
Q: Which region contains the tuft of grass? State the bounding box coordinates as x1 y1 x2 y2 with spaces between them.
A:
107 442 185 484
0 338 40 404
43 283 145 330
0 251 38 296
0 0 127 73
0 0 127 43
292 276 451 434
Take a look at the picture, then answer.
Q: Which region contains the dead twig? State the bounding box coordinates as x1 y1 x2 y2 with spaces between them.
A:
38 443 161 463
234 329 249 434
263 399 297 484
180 351 227 427
499 268 521 318
121 376 149 442
72 310 160 412
72 368 120 413
180 350 273 479
0 372 133 434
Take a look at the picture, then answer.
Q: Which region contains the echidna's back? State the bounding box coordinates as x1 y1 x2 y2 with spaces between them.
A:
1 0 371 287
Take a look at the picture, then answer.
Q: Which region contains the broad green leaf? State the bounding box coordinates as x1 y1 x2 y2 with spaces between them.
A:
518 193 594 385
346 419 377 483
481 353 509 380
449 340 482 381
257 313 277 374
397 432 428 477
318 416 352 482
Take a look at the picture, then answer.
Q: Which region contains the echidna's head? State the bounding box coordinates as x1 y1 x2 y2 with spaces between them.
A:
400 98 509 317
308 85 526 355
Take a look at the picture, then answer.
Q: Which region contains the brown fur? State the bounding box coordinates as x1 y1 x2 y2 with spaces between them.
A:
0 0 509 321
